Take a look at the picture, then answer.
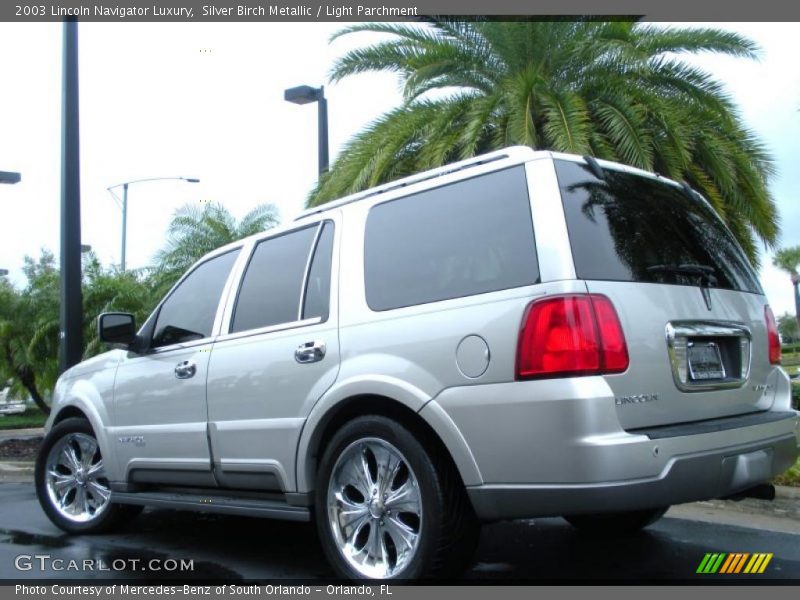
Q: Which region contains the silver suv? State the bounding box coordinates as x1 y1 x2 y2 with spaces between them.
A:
36 147 800 579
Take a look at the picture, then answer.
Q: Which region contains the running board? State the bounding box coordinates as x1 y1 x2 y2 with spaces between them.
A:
111 491 311 522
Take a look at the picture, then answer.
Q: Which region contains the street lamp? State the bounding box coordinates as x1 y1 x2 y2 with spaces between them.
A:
0 172 21 184
0 269 8 276
284 84 329 175
107 176 200 271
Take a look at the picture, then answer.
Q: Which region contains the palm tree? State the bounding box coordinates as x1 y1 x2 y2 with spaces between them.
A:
773 246 800 326
153 202 279 295
311 20 777 264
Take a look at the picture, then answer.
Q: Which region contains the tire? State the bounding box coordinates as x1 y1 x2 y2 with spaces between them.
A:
315 415 480 580
35 417 141 534
563 507 668 536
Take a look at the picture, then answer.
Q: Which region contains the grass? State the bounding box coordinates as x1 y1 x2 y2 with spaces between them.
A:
774 458 800 487
0 408 47 430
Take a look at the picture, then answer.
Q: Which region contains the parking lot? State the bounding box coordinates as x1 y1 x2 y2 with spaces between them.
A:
0 482 798 581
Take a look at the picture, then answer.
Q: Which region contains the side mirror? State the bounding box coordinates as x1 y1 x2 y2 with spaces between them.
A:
98 312 137 346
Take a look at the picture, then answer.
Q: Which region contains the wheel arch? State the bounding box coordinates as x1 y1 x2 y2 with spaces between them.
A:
295 392 482 494
52 405 90 425
47 386 118 480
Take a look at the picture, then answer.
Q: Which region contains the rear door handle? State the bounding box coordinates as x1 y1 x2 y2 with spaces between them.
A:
295 340 326 364
174 360 197 379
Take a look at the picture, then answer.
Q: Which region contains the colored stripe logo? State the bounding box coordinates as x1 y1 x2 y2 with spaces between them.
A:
697 553 773 574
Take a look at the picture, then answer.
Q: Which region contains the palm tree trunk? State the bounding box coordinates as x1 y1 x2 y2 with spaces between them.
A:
18 370 49 416
794 278 800 329
1 340 50 416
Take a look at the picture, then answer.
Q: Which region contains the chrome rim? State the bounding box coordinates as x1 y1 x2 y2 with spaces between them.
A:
327 437 423 578
45 432 111 523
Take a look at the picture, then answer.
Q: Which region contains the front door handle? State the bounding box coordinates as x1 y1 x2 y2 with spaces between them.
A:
174 360 197 379
295 340 326 364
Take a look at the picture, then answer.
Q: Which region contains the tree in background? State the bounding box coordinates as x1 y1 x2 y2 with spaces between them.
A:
311 19 777 264
0 252 156 414
81 255 156 358
0 252 60 414
152 202 279 297
0 201 280 413
777 312 800 344
773 246 800 328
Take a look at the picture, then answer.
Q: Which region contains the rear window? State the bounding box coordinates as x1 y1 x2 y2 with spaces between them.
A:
554 160 762 294
364 166 539 311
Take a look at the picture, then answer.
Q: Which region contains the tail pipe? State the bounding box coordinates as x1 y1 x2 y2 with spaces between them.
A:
722 483 776 502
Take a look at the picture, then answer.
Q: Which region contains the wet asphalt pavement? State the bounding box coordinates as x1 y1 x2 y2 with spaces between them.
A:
0 482 798 582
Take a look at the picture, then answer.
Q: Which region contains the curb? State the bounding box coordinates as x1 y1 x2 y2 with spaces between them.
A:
0 428 44 441
0 460 34 474
775 484 800 499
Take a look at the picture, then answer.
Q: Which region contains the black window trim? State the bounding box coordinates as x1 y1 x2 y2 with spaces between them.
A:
145 246 243 355
298 222 326 322
224 219 334 339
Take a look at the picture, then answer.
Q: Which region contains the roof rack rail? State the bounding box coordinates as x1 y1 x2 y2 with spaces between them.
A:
294 146 534 221
582 155 605 180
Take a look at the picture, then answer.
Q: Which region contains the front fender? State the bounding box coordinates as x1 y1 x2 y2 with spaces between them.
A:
48 370 119 480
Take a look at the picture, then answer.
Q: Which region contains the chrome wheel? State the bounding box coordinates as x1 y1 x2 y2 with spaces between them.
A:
44 432 111 523
327 438 423 578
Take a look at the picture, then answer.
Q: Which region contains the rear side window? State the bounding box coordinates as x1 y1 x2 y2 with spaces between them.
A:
152 249 239 348
231 221 334 333
231 226 318 333
364 167 539 311
555 160 762 294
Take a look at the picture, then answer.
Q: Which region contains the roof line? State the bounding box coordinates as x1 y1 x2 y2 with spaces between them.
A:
294 146 537 221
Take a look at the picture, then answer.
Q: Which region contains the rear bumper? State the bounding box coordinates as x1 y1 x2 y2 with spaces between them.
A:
423 376 799 521
467 430 798 520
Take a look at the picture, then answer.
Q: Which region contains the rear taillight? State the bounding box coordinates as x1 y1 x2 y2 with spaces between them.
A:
516 294 629 379
765 305 781 365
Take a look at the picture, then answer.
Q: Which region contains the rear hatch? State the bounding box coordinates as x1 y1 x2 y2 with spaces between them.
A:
554 158 776 430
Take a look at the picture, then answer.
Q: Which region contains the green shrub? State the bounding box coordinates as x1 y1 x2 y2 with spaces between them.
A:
0 408 47 430
774 458 800 487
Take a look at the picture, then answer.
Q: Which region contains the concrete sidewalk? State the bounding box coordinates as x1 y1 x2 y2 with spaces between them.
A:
0 460 35 483
668 489 800 535
0 427 44 441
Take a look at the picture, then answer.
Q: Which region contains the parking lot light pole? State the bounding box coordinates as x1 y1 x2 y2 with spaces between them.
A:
0 172 21 184
107 176 200 271
284 84 329 175
60 19 83 374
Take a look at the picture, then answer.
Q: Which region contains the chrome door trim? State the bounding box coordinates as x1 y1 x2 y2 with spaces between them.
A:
215 317 323 344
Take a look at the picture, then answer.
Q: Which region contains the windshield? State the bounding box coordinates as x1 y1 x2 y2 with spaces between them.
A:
554 159 762 294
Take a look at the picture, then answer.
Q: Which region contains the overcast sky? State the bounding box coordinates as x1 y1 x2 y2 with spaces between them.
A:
0 22 798 316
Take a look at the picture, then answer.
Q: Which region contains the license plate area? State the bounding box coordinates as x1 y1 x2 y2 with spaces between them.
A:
687 341 725 381
666 322 751 392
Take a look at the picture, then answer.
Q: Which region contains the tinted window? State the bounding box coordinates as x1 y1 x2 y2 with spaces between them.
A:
231 226 317 333
555 160 762 294
364 167 539 311
302 222 334 321
152 250 239 348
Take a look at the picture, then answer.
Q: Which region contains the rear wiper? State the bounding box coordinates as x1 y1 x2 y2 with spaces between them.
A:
646 263 718 287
